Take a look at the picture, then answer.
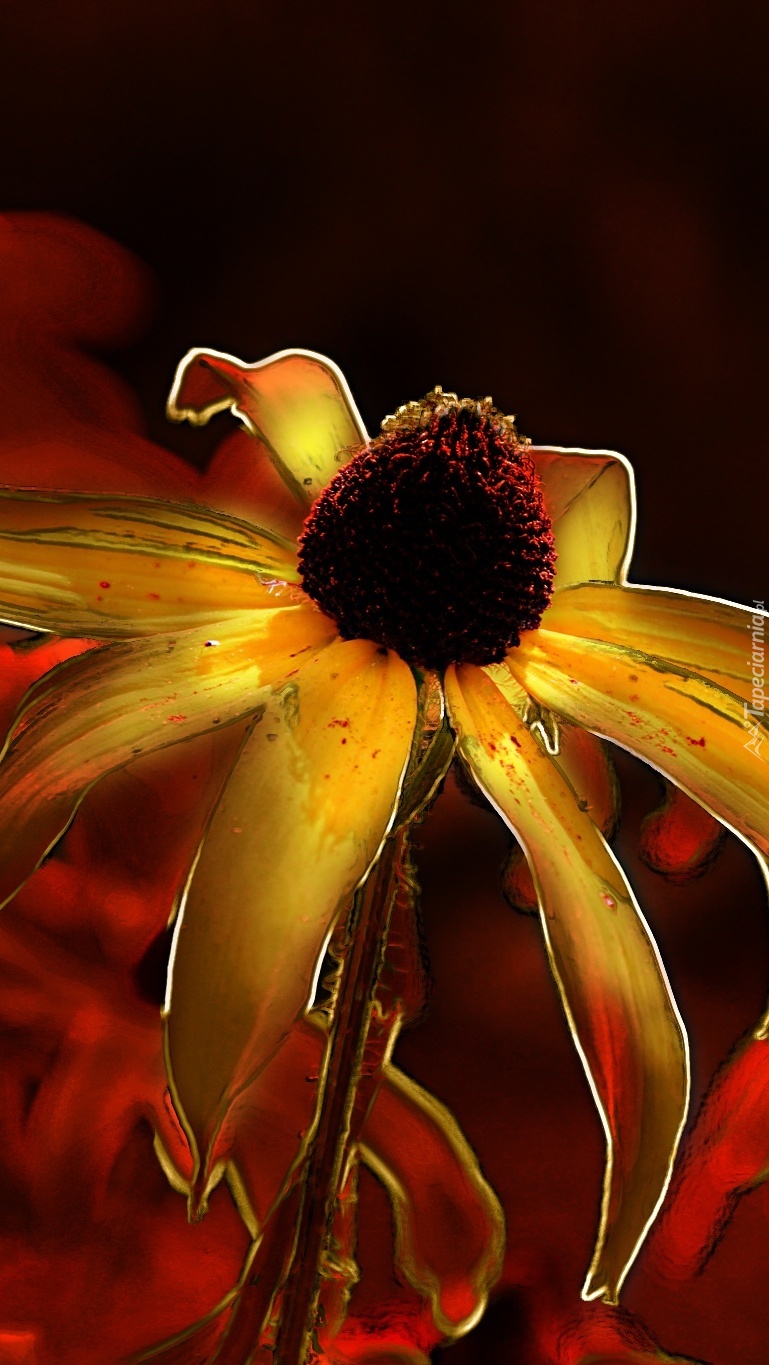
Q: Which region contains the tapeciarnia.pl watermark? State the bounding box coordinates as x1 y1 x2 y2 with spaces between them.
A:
744 600 765 757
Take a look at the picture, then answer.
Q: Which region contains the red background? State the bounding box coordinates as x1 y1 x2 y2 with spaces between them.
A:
0 2 768 1361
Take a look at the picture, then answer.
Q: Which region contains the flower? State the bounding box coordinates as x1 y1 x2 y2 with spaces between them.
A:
0 343 766 1323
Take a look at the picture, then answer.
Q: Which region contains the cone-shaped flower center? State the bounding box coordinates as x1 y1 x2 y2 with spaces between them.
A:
298 390 556 670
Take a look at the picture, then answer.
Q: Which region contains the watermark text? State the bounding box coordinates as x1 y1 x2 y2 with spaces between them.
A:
744 600 765 757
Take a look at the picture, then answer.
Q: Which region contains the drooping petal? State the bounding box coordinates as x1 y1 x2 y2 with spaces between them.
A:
0 488 300 636
543 582 764 700
445 663 689 1304
502 717 620 914
167 348 368 508
511 628 769 857
360 1064 504 1339
164 638 416 1212
0 605 335 909
533 447 635 591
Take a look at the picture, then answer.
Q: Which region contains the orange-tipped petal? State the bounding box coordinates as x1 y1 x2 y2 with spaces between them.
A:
0 487 299 637
445 663 689 1304
167 348 368 507
360 1066 504 1338
511 628 769 858
640 781 725 883
164 639 416 1212
534 447 635 591
0 605 335 909
543 582 764 700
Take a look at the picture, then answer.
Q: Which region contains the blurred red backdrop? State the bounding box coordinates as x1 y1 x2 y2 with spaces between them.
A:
0 3 767 1361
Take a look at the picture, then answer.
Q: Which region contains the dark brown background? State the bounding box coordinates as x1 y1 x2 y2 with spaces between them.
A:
1 2 768 1361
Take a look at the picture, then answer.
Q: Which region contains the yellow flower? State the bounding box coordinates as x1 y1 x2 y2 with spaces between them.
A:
0 346 766 1310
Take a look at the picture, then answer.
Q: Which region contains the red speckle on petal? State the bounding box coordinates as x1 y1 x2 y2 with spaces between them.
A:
147 592 160 601
371 749 381 759
167 714 187 723
629 693 639 702
687 735 706 747
99 580 110 589
661 744 675 755
328 717 350 728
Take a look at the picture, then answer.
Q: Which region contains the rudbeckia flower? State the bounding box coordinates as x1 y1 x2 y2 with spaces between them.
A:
0 344 766 1327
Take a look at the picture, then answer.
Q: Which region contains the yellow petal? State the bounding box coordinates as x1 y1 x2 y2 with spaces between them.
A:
167 348 368 508
0 605 335 909
533 446 635 591
484 664 620 836
164 638 416 1210
445 663 689 1304
511 627 769 858
0 487 300 637
501 722 619 913
544 581 763 701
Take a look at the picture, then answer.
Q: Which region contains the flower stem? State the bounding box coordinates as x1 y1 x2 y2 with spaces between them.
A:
272 836 399 1365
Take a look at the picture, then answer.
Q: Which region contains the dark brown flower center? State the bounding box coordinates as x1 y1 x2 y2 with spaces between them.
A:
298 389 556 670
